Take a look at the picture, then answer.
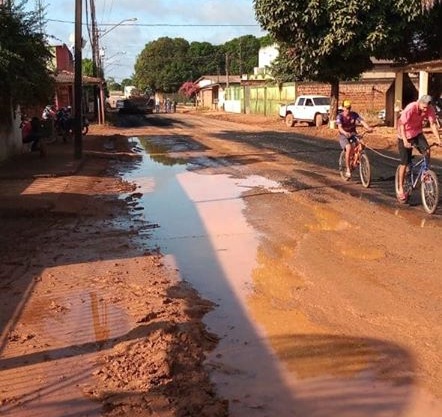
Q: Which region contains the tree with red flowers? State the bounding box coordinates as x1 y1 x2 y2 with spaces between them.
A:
179 81 200 100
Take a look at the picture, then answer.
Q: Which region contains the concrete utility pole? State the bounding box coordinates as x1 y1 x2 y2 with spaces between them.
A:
74 0 83 158
89 0 100 76
225 53 230 88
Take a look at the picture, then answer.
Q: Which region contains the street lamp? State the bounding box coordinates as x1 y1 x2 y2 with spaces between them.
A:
93 18 136 125
99 17 137 39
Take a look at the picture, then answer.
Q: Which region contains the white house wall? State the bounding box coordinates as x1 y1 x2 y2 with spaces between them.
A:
258 44 279 68
0 109 22 162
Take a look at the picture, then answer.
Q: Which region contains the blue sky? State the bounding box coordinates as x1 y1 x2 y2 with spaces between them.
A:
25 0 266 82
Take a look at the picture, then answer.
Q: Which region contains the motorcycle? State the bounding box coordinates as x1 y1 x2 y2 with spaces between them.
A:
55 107 89 140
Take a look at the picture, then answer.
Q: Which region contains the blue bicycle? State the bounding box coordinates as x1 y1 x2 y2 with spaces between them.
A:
394 143 440 214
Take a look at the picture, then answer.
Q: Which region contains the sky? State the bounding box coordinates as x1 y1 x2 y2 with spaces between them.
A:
24 0 266 82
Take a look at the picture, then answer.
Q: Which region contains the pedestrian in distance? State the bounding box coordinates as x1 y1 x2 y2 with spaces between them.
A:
396 94 441 201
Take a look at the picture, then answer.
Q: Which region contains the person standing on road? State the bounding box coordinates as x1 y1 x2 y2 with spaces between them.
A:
396 94 441 201
337 99 373 178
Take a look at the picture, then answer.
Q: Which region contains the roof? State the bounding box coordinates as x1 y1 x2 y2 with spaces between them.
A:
398 59 442 73
52 70 102 85
195 75 242 85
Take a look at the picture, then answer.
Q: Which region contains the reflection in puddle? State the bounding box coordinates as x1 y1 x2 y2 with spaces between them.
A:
21 290 130 345
123 137 441 417
89 292 110 342
393 208 441 228
307 205 351 231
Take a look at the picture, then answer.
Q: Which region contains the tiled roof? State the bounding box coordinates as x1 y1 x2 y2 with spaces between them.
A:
195 75 242 84
53 70 102 85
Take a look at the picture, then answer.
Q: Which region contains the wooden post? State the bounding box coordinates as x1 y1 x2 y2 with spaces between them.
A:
74 0 83 158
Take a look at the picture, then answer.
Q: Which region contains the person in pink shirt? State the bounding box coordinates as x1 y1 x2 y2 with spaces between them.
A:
397 95 441 201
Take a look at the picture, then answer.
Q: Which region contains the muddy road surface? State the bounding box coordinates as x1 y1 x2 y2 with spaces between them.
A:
1 111 441 417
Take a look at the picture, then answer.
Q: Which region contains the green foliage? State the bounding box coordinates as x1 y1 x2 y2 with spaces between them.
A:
106 76 122 91
82 58 94 77
121 78 134 89
133 35 263 93
221 35 260 75
188 41 221 75
134 37 193 93
0 3 54 124
259 34 275 48
253 0 441 84
396 3 442 62
253 0 442 118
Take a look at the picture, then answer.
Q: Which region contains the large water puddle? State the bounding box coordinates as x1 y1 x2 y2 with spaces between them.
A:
122 137 441 417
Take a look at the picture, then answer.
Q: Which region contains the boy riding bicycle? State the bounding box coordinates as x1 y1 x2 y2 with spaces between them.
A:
337 99 373 179
397 95 441 201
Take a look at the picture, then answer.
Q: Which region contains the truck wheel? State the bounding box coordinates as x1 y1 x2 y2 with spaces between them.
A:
314 113 323 127
285 113 294 127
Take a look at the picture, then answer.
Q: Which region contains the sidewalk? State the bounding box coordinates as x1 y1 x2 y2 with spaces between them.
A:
0 141 85 180
0 141 89 216
0 134 135 216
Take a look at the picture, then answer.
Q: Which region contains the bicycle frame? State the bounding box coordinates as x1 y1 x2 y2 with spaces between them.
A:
339 131 372 187
349 140 364 169
396 142 440 214
407 148 431 190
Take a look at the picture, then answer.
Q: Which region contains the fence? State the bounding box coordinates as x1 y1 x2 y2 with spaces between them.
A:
224 79 394 118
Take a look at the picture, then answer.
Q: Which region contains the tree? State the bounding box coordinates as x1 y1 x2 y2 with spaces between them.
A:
134 37 193 93
106 77 122 91
121 78 134 89
178 81 200 102
133 35 266 92
221 35 260 75
253 0 440 119
82 58 95 77
0 3 54 125
188 41 221 78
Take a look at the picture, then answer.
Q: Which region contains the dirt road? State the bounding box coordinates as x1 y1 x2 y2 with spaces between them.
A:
0 111 441 416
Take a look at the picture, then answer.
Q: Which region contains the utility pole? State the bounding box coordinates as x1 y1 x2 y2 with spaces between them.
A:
74 0 83 158
89 0 103 124
225 53 229 88
90 0 100 76
35 0 44 33
239 41 243 76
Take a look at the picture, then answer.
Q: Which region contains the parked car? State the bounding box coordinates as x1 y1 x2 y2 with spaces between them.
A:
279 95 330 127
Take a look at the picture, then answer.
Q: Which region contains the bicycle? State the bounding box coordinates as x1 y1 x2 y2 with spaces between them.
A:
394 143 440 214
338 131 371 188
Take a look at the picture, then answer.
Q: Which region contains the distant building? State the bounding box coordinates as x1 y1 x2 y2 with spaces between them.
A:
194 75 242 110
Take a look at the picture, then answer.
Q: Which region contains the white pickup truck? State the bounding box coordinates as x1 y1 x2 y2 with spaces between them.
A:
279 95 330 127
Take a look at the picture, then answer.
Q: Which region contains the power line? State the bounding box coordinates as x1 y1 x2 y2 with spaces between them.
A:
47 19 259 27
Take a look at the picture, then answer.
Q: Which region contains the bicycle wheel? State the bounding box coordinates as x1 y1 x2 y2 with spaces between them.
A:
338 150 347 180
420 170 439 214
359 153 371 188
395 165 412 203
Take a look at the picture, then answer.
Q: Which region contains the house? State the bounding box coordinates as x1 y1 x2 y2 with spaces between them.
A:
0 44 103 161
195 75 242 110
50 44 103 119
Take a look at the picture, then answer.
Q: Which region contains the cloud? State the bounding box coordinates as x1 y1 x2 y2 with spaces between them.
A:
31 0 266 81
